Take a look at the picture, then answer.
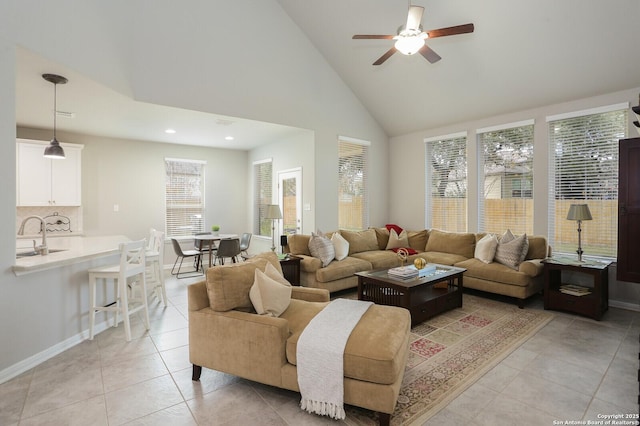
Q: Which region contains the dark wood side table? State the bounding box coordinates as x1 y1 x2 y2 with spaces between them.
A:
542 257 611 320
279 255 301 285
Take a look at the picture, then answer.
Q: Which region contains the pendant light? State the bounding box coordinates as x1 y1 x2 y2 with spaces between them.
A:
42 73 68 159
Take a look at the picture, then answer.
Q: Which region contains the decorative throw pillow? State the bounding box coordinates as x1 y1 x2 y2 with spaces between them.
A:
308 231 335 267
475 233 499 263
385 224 403 235
494 230 528 270
249 268 292 317
331 232 349 261
386 229 409 250
263 261 292 287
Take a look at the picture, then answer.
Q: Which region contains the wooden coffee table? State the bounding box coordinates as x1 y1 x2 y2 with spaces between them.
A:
356 264 466 326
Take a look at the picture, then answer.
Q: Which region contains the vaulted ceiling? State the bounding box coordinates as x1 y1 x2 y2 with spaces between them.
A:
12 0 640 147
277 0 640 135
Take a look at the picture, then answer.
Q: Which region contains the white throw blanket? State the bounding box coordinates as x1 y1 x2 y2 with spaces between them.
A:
297 298 373 420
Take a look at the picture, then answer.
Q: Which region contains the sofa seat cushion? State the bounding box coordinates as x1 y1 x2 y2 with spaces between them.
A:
282 301 410 385
455 258 541 287
351 250 399 269
423 251 469 266
314 256 372 283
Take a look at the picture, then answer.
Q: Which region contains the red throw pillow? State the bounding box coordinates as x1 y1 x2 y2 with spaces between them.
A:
385 224 403 234
390 247 418 255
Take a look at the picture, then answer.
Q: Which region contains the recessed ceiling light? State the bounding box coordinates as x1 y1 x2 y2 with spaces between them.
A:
225 136 234 141
165 129 176 134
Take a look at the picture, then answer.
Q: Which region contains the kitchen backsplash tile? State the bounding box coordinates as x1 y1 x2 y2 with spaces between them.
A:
16 206 83 235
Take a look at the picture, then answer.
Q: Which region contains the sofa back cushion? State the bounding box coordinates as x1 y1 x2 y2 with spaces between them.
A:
425 229 476 259
340 229 380 255
206 251 283 312
287 234 312 256
373 227 390 250
408 230 429 251
525 235 548 260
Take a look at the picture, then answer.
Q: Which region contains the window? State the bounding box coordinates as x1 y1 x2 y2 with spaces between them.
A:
425 133 467 232
478 120 534 235
165 158 205 238
547 104 628 258
254 159 273 237
338 137 369 230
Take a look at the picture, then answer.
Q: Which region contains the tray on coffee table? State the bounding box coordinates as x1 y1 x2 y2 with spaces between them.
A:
356 264 465 326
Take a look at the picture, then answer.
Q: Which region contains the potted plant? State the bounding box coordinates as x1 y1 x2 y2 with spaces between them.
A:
211 225 220 236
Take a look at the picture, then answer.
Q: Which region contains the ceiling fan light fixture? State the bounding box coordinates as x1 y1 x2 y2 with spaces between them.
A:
394 34 425 55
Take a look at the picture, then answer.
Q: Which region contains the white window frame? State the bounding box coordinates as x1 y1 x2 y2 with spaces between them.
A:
477 120 535 235
424 132 468 231
338 136 370 230
164 158 206 238
253 158 273 237
547 103 628 259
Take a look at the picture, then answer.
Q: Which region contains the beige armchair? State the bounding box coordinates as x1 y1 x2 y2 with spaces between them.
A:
188 252 411 425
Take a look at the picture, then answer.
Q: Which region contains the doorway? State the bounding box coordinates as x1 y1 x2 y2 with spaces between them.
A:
278 168 302 241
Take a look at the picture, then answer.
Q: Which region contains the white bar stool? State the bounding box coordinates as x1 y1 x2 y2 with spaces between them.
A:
88 239 150 341
146 229 167 306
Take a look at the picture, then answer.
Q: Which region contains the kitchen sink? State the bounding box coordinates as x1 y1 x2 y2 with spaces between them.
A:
16 249 68 258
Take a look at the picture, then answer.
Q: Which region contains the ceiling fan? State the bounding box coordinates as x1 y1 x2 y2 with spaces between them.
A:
352 4 474 66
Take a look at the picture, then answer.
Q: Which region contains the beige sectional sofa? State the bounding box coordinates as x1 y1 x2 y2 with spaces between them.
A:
285 228 549 307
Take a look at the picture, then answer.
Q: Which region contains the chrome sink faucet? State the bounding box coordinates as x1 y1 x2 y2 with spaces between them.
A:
18 215 48 255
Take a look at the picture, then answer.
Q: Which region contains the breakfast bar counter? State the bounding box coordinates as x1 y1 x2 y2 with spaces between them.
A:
13 235 130 276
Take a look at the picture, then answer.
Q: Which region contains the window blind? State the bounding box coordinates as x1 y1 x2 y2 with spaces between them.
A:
165 158 205 238
478 123 534 235
338 138 369 230
254 159 273 237
425 133 467 232
547 107 627 258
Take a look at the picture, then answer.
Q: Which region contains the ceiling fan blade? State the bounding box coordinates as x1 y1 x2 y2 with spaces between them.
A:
406 5 424 30
353 34 395 40
419 44 441 63
373 47 397 65
427 23 474 39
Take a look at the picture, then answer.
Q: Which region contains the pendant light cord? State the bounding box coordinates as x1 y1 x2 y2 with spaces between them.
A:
53 82 57 140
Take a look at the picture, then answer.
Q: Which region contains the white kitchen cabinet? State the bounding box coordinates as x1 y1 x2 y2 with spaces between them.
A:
16 139 83 206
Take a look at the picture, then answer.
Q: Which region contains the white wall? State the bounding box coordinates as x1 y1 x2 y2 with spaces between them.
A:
248 129 315 254
0 1 390 379
17 127 248 242
389 87 640 308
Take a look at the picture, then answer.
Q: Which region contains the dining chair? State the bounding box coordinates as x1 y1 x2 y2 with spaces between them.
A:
214 238 241 265
239 232 252 260
88 239 150 341
146 229 167 306
171 238 203 278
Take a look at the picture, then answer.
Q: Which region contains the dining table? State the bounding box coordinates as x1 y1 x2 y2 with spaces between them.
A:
193 233 238 268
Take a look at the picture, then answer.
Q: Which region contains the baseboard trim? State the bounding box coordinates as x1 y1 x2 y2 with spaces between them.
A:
609 299 640 312
0 320 111 385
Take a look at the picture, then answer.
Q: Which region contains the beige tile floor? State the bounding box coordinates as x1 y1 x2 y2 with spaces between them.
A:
1 272 639 426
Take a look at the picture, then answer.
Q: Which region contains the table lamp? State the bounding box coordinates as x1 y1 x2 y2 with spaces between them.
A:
566 204 592 262
265 204 282 252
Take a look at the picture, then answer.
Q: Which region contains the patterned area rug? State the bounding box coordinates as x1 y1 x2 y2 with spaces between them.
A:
344 293 554 425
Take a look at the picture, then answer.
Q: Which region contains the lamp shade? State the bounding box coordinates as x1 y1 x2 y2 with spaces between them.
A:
566 204 592 221
265 204 282 220
44 138 65 159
